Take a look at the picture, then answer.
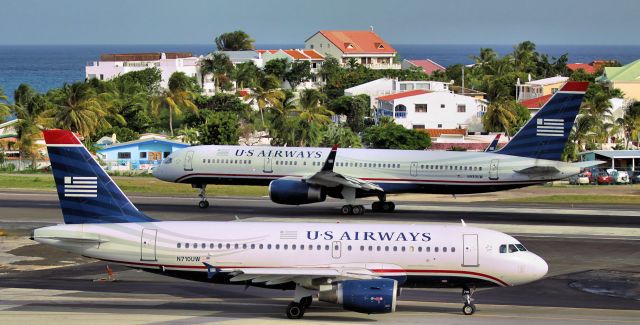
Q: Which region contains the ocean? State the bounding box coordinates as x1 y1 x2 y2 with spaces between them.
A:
1 44 639 102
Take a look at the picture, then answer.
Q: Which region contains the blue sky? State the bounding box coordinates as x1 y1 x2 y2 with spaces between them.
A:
1 0 638 45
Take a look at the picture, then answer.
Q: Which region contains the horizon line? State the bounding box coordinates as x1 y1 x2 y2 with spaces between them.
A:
1 43 639 47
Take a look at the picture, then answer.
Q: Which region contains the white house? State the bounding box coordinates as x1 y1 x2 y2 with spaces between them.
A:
376 90 486 132
85 52 199 89
345 78 452 108
304 30 400 69
515 75 568 101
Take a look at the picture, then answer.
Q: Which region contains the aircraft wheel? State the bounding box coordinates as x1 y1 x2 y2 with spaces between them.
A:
462 303 476 315
286 302 305 319
341 205 352 215
198 201 209 209
382 202 395 212
351 205 365 215
371 201 382 212
300 296 312 308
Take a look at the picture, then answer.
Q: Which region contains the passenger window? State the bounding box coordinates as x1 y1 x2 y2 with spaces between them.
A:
443 247 447 252
251 244 255 249
451 247 456 253
226 243 231 249
308 244 313 250
234 243 239 249
185 243 189 248
426 246 430 252
376 246 381 251
177 243 181 248
218 243 223 249
267 244 272 249
347 245 352 251
393 246 398 252
292 244 296 250
275 244 280 250
401 246 406 252
435 247 439 252
418 247 422 252
193 243 198 249
243 244 247 249
508 244 518 253
385 246 389 251
360 246 365 251
259 244 264 249
284 244 288 250
201 243 206 249
210 243 214 249
325 245 330 250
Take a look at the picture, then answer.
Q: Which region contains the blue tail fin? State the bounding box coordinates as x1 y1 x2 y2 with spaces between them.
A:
43 130 155 224
484 134 501 152
497 81 589 161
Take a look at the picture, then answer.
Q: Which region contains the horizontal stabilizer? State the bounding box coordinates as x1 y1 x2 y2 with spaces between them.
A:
514 166 560 175
572 160 606 168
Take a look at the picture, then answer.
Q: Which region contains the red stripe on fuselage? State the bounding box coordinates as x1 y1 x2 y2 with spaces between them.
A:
97 258 509 286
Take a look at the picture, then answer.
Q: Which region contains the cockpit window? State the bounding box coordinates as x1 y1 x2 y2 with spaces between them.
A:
163 158 172 164
515 244 527 251
499 244 507 253
508 244 519 253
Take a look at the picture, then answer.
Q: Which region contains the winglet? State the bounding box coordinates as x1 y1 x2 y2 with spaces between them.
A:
203 262 219 279
321 144 339 171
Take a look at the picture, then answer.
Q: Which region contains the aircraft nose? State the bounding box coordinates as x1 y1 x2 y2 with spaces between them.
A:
530 253 549 280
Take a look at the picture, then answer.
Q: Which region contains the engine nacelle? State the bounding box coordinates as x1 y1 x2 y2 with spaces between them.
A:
268 178 326 205
318 279 398 314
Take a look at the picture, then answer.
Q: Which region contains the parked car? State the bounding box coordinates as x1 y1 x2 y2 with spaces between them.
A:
596 172 613 185
632 171 640 184
607 169 630 184
569 173 590 185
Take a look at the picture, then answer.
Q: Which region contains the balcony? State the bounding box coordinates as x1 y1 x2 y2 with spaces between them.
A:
363 63 401 70
394 111 407 118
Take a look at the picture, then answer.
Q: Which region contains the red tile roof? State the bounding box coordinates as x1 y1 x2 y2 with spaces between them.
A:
284 50 310 60
377 90 429 102
567 63 597 74
407 59 446 74
303 49 324 60
520 94 553 109
314 30 396 54
423 128 467 138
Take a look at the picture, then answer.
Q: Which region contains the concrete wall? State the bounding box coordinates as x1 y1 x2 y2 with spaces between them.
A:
305 33 344 61
611 82 640 101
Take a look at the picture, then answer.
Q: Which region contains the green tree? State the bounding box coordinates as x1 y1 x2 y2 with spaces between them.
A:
250 75 285 128
321 123 362 148
46 82 120 138
482 99 519 136
110 68 162 95
295 89 334 146
215 30 255 51
178 126 199 145
208 53 234 92
328 95 369 133
513 41 538 74
471 48 497 66
362 122 431 150
263 58 289 81
150 72 198 136
285 61 312 90
0 87 10 121
269 90 298 146
616 101 640 149
232 61 259 89
198 111 240 145
12 84 53 167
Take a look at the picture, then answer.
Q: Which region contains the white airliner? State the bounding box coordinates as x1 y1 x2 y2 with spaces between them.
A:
33 129 548 319
154 81 595 214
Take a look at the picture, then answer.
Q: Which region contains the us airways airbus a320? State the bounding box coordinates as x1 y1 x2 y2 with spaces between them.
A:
154 82 596 215
33 129 548 319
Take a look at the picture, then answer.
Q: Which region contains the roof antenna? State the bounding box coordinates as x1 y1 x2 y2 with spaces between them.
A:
461 219 467 227
370 25 374 31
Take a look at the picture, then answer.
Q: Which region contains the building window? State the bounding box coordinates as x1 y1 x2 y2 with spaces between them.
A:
394 104 407 118
438 124 442 128
140 152 147 159
100 74 104 80
457 104 466 113
440 104 445 108
415 104 428 112
412 125 425 130
164 152 170 158
117 152 131 159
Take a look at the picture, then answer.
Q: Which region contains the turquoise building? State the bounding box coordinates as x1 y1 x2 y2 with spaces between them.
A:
97 137 190 170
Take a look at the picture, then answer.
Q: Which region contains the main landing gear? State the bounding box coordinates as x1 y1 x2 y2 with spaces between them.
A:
371 194 395 213
341 204 365 215
193 184 209 209
286 285 314 319
461 287 476 315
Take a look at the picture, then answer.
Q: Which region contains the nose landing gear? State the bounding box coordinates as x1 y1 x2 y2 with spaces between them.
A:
461 287 476 315
193 184 209 209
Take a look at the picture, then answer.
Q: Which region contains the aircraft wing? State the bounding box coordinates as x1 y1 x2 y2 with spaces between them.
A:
302 145 383 192
220 266 378 286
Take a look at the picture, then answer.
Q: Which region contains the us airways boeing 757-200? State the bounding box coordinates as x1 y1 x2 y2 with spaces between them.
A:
33 129 548 319
153 82 597 215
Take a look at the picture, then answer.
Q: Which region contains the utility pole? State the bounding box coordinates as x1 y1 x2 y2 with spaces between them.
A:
461 65 465 95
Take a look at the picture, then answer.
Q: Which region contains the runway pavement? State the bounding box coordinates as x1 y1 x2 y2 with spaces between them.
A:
1 190 639 324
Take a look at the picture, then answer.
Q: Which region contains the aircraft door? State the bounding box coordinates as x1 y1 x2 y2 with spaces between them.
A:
410 162 418 176
184 151 194 171
462 234 479 267
141 229 157 261
489 159 499 180
331 241 342 259
263 157 273 173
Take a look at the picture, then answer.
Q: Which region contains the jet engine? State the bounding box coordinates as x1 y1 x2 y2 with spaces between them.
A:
268 178 326 205
318 279 398 314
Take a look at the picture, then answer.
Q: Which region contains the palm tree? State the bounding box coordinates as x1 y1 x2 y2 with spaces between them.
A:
0 87 10 120
210 53 234 92
232 61 258 90
270 90 298 145
12 85 54 168
482 99 518 137
177 126 199 144
346 57 360 69
249 75 284 128
198 57 216 88
46 83 116 138
570 114 596 151
150 77 198 137
471 48 497 66
295 89 334 146
215 31 255 51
